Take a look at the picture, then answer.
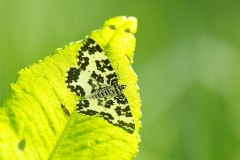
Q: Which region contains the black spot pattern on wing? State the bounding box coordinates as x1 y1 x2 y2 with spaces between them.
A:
77 38 98 67
105 99 115 108
95 59 114 73
97 99 104 106
96 44 103 52
88 38 95 44
106 73 118 85
115 105 132 117
91 71 104 83
78 99 89 108
66 67 80 84
100 112 114 121
77 100 98 116
66 67 85 96
114 94 128 104
117 120 135 134
78 54 89 70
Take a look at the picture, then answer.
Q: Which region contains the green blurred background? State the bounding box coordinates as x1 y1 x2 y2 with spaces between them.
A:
1 0 240 159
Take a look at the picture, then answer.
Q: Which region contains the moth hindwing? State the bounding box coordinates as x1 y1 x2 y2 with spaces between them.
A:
66 38 135 134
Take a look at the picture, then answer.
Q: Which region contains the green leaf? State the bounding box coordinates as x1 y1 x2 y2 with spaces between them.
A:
0 16 141 160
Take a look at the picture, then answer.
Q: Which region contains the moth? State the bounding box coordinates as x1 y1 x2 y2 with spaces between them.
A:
65 38 135 134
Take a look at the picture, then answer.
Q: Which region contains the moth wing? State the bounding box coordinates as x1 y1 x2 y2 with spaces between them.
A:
76 99 99 116
76 94 135 134
77 38 118 86
108 94 135 134
66 38 117 97
66 67 103 97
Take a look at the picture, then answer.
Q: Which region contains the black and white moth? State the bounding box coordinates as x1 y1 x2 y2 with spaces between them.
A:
65 38 135 134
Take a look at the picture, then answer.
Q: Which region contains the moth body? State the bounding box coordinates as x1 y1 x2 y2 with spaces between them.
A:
91 84 126 99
